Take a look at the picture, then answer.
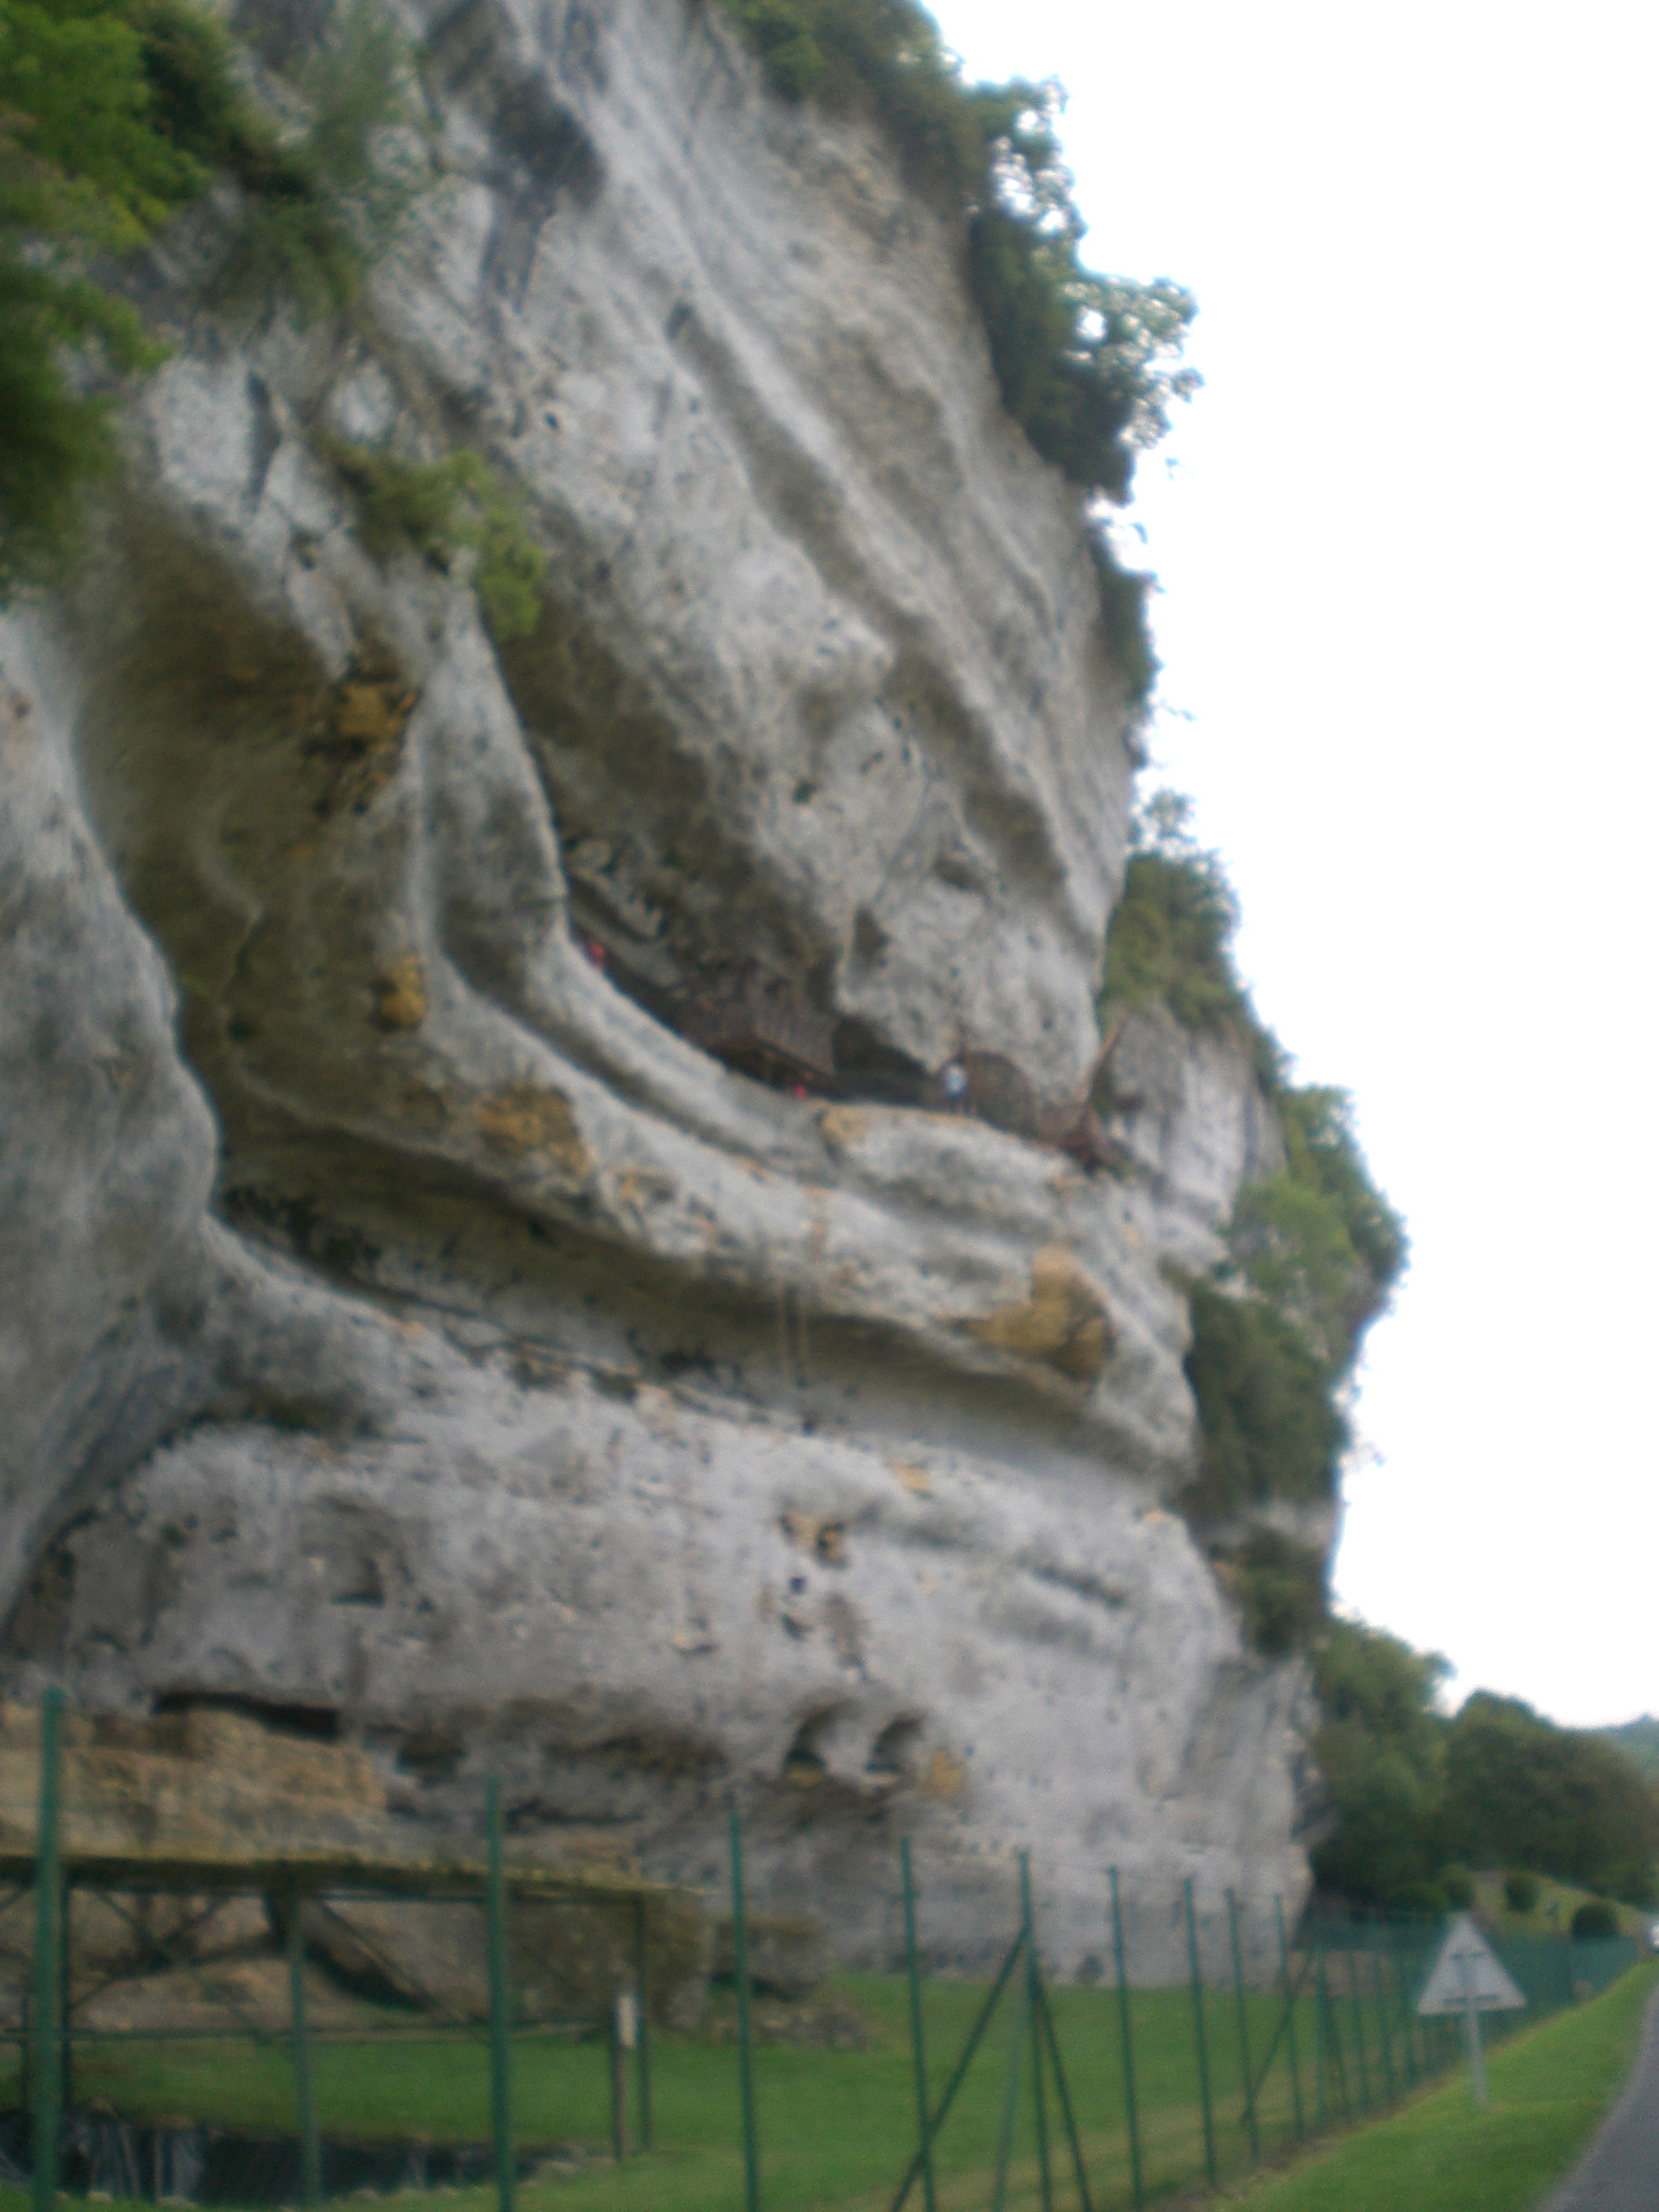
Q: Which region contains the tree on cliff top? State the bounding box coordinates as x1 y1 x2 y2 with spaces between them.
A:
0 0 224 591
718 0 1199 511
0 0 411 595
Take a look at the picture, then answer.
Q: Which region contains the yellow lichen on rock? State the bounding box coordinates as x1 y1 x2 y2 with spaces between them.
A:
307 666 419 821
922 1749 966 1800
780 1511 847 1563
0 1702 386 1862
473 1081 590 1175
961 1244 1116 1385
889 1459 933 1496
815 1105 868 1152
375 952 427 1031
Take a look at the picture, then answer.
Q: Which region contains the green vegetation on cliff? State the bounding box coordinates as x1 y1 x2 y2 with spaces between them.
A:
719 0 1197 505
326 443 547 639
1103 792 1405 1586
717 0 1196 701
0 0 413 593
0 0 218 589
1104 795 1658 1903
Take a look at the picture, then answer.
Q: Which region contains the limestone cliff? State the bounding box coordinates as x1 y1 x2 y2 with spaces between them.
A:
1 0 1306 1968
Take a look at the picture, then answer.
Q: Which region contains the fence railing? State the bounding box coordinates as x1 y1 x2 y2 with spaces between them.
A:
0 1691 1643 2211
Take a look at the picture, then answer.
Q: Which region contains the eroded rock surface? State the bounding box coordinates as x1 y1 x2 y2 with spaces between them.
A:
1 0 1306 1971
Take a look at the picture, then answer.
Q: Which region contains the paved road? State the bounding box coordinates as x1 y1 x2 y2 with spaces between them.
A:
1543 1982 1659 2211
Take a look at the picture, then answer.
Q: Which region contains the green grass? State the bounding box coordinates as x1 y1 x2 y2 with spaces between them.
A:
1225 1961 1657 2212
0 1956 1638 2212
1470 1869 1654 1944
0 1972 1345 2210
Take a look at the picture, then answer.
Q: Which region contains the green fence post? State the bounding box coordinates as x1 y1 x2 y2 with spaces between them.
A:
899 1841 937 2212
1108 1870 1145 2212
1317 1943 1350 2121
287 1888 322 2207
1035 1981 1095 2212
1183 1880 1218 2191
1273 1899 1306 2141
1022 1859 1053 2212
57 1877 72 2123
31 1686 64 2212
727 1799 762 2212
632 1894 653 2152
887 1928 1026 2212
1370 1939 1397 2102
1404 1932 1430 2081
485 1777 515 2212
609 1993 628 2163
1226 1892 1261 2164
1308 1932 1328 2132
1353 1946 1380 2115
991 1859 1034 2212
1390 1932 1419 2089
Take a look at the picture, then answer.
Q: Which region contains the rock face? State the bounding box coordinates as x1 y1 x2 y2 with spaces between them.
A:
0 0 1305 1972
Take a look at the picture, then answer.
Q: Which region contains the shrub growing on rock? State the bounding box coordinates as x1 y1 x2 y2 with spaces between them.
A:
717 0 1198 513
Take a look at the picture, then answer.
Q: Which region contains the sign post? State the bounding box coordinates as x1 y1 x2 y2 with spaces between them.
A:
1415 1915 1525 2108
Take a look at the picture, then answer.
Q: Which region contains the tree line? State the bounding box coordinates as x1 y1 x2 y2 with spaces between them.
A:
1312 1617 1659 1912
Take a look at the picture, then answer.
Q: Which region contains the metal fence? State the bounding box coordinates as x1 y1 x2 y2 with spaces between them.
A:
1 1691 1643 2212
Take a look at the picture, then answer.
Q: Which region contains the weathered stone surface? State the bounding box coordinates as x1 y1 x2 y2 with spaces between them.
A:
0 1703 390 1863
300 1889 709 2028
713 1912 830 2001
0 0 1309 1975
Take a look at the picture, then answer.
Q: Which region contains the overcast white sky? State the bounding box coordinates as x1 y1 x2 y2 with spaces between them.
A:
929 0 1659 1726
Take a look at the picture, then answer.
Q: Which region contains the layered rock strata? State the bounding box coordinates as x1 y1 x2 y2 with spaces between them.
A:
1 0 1306 1973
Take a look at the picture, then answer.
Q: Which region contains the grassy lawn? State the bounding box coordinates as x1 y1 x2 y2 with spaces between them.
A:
1222 1959 1658 2212
1470 1869 1654 1945
0 1957 1449 2212
2 1950 1632 2212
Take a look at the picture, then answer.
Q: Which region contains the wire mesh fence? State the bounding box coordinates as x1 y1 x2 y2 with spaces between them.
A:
0 1691 1643 2212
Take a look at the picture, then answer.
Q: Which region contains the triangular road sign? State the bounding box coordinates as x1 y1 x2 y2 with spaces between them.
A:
1417 1914 1527 2015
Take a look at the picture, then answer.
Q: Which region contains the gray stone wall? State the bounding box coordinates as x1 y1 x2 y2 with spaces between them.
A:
0 0 1310 1972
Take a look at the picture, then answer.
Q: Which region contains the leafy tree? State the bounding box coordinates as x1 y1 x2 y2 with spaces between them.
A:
1276 1085 1408 1301
0 0 229 588
212 1 417 318
1438 1864 1474 1909
1308 1620 1448 1906
1182 1283 1347 1521
1212 1529 1328 1658
1441 1694 1659 1906
0 0 416 595
1102 788 1247 1030
1601 1716 1659 1783
1101 848 1243 1030
1308 1634 1659 1912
